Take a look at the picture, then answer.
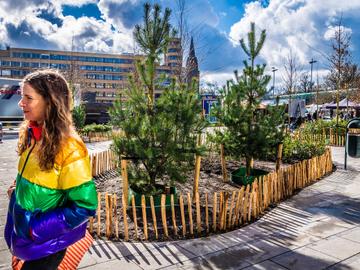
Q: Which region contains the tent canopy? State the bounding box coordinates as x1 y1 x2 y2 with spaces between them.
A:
326 98 360 109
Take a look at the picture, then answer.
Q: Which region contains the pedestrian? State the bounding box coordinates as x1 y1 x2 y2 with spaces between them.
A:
4 70 98 269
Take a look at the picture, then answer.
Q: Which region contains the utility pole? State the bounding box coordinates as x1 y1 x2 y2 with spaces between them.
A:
309 58 317 92
271 67 278 97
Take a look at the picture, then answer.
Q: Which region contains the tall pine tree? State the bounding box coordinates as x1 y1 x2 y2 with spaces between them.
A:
110 3 206 194
215 23 285 177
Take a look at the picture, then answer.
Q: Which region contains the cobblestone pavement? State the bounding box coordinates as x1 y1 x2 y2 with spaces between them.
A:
1 140 360 269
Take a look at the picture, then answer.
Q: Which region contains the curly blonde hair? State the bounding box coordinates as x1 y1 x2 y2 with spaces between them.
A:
17 69 74 170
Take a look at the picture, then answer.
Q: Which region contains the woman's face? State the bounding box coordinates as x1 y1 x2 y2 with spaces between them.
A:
18 83 47 124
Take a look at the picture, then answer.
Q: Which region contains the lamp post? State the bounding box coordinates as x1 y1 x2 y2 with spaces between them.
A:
271 67 278 97
309 58 317 92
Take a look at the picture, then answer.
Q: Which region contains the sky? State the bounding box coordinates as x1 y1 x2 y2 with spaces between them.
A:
1 0 360 90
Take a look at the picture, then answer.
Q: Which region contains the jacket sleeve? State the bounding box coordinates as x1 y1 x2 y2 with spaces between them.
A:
30 145 98 242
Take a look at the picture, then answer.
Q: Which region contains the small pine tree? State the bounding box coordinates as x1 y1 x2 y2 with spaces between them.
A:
214 23 285 176
110 3 206 194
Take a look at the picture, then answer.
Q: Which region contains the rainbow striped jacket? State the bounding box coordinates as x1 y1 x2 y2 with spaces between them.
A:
4 135 98 261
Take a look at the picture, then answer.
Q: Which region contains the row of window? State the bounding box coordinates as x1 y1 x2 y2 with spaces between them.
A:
85 73 123 81
1 61 70 69
11 52 134 64
1 61 132 73
79 65 131 73
87 83 122 89
96 91 117 97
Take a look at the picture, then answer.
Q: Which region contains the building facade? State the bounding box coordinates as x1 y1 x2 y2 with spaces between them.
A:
0 38 182 103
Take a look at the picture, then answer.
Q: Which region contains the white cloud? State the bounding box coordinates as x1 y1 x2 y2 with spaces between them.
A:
201 71 234 87
229 0 360 80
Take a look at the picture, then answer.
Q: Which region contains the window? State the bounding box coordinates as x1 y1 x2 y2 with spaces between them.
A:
11 62 21 67
21 62 30 67
40 62 49 68
11 70 21 76
40 54 50 59
11 52 22 58
31 62 40 68
31 53 41 59
1 61 10 66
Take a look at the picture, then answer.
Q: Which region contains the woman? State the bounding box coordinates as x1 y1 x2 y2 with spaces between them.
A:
4 70 98 269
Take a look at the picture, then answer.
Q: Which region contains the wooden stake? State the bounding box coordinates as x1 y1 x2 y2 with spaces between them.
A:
161 195 168 238
193 155 201 201
228 191 236 229
150 196 158 240
122 194 129 241
113 194 118 239
121 159 128 208
171 194 177 236
205 193 209 233
213 192 217 232
195 192 201 234
131 195 138 240
97 193 101 236
141 195 148 240
179 194 186 237
105 193 110 238
187 193 194 236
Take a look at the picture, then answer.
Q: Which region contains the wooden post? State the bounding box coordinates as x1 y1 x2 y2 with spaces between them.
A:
122 194 129 241
171 194 177 236
276 143 283 172
105 193 110 238
131 195 138 240
195 192 201 234
213 192 217 232
228 191 236 229
205 193 209 233
89 217 94 234
193 155 201 201
179 194 186 237
161 195 168 238
150 196 158 240
97 193 101 236
113 194 118 239
121 159 128 208
220 144 228 182
141 195 148 240
219 192 224 229
223 192 229 230
187 193 194 236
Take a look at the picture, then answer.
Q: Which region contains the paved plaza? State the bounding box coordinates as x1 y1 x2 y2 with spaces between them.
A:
1 138 360 269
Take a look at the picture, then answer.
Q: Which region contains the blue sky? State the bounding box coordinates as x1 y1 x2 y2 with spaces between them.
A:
0 0 360 88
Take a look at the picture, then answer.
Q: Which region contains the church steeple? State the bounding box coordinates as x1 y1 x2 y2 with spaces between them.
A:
186 37 199 87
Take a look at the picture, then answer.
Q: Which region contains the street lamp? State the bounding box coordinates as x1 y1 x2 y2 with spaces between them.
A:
309 58 317 92
271 67 278 97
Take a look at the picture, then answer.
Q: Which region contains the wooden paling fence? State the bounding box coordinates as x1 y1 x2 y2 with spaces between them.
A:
88 148 333 241
296 127 346 146
90 149 118 177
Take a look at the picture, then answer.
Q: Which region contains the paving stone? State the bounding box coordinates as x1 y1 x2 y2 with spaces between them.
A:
127 243 197 270
241 260 288 270
175 234 238 256
338 226 360 244
271 246 338 270
308 236 360 260
79 258 142 269
327 252 360 270
225 239 289 264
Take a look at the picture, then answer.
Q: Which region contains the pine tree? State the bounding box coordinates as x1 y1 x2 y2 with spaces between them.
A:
110 3 206 194
215 23 285 177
